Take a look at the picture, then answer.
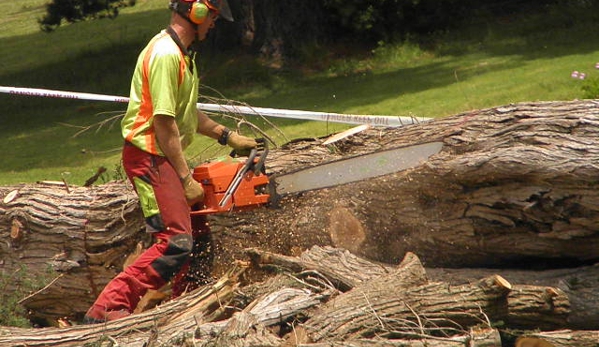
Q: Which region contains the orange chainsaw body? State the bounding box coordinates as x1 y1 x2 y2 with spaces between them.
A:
190 156 270 215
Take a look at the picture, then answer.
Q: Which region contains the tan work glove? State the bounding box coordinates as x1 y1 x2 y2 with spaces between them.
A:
181 173 204 206
227 131 258 157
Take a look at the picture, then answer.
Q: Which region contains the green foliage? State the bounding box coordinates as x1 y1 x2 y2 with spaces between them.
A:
320 0 594 42
321 0 472 40
0 266 52 327
39 0 137 32
577 68 599 99
2 0 599 185
581 79 599 99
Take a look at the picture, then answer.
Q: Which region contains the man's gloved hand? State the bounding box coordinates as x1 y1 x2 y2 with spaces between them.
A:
181 173 204 206
227 132 258 157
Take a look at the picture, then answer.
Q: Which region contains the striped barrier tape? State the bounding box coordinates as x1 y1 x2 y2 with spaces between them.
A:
1 86 431 127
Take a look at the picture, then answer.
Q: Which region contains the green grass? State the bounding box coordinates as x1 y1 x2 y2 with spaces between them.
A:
2 1 599 185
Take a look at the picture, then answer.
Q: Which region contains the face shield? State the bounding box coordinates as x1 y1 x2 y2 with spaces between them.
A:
204 0 233 22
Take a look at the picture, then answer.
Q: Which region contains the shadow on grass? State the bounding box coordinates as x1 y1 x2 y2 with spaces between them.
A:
2 2 599 179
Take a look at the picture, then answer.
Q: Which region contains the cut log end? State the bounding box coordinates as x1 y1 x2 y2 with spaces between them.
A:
10 218 24 240
328 207 366 254
515 337 556 347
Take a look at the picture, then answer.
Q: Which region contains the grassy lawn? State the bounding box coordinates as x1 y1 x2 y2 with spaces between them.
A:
1 0 598 185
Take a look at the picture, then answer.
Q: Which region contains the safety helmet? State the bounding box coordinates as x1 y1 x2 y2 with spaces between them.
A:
169 0 234 24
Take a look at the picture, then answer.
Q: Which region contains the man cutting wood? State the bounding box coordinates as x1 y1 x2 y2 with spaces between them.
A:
84 0 257 323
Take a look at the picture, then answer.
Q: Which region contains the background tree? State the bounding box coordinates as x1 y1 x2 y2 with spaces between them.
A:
39 0 592 58
39 0 136 32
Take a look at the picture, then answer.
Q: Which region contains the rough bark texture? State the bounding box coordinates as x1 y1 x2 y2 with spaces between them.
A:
426 264 599 329
2 99 599 343
0 181 145 323
0 247 581 347
214 99 599 269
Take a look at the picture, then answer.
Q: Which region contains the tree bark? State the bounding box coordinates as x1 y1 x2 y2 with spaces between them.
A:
208 99 599 269
2 99 599 326
0 246 592 346
295 327 502 347
0 181 145 323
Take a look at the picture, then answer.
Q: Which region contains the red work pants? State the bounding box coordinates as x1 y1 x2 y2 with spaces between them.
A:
85 142 193 322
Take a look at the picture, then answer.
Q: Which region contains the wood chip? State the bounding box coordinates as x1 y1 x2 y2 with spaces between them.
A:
3 189 18 204
322 124 370 145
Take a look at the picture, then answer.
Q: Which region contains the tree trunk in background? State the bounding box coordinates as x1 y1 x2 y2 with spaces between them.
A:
250 0 328 58
206 0 329 58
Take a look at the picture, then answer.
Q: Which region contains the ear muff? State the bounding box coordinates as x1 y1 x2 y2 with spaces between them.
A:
189 1 209 24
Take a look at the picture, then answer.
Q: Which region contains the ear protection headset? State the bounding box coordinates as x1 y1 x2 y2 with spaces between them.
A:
188 1 210 24
169 0 211 25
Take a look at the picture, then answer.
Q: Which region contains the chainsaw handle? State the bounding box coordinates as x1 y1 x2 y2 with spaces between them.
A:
218 148 258 208
253 139 268 175
228 138 266 158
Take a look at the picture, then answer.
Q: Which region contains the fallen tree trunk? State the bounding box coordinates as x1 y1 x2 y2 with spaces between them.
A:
217 99 599 268
0 182 145 324
426 264 599 330
302 273 569 342
249 246 599 330
2 99 599 324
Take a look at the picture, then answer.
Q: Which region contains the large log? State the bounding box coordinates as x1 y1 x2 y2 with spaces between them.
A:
426 264 599 329
212 99 599 268
303 275 569 342
248 248 571 342
0 182 145 323
3 99 599 323
249 246 599 330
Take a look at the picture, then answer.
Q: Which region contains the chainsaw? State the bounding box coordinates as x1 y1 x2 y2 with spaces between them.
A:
189 140 443 216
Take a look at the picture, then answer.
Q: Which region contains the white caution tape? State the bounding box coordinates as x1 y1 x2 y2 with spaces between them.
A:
0 86 130 103
1 86 431 127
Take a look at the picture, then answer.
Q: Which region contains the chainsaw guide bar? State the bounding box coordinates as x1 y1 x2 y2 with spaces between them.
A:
270 141 443 197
